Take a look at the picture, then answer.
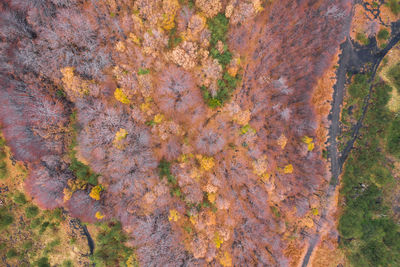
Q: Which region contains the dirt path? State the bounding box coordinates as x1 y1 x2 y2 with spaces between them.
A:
300 22 400 267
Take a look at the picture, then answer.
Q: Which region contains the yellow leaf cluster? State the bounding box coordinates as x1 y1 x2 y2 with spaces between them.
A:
168 209 180 222
115 128 128 141
283 164 293 174
153 113 164 124
208 192 216 203
126 254 138 267
196 155 215 171
253 0 264 13
114 88 130 104
219 251 233 267
113 128 128 149
312 208 319 216
89 185 103 201
213 232 224 249
302 136 315 151
162 0 180 30
129 33 141 45
95 211 105 219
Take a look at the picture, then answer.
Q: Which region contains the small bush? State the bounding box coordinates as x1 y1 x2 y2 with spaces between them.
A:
35 257 50 267
356 32 370 45
387 0 400 15
62 260 73 267
6 248 18 258
13 192 27 205
388 63 400 92
22 241 33 250
137 68 150 75
25 205 39 218
387 116 400 158
69 151 98 186
377 28 390 40
207 13 229 46
0 165 7 180
92 221 135 266
0 208 13 230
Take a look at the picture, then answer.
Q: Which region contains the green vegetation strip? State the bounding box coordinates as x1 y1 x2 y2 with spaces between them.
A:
202 13 241 108
338 77 400 266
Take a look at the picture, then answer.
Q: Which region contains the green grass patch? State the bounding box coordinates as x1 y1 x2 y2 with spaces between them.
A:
339 80 400 266
356 32 370 45
92 221 137 267
377 28 390 41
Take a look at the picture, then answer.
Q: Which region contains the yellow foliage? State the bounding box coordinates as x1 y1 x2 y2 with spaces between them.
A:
168 209 180 222
64 178 88 201
307 142 315 151
140 101 152 113
129 32 141 45
260 173 270 182
114 88 130 104
60 67 89 96
302 136 314 151
213 232 224 249
115 128 128 141
95 211 105 219
63 188 73 202
219 251 233 267
162 0 179 30
277 134 287 149
153 113 164 124
89 185 103 201
312 208 319 216
253 0 264 13
126 254 138 267
113 128 128 149
162 14 176 30
196 155 215 171
208 192 216 203
283 164 293 174
302 136 313 144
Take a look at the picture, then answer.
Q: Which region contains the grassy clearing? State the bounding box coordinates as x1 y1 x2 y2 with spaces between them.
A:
339 78 400 266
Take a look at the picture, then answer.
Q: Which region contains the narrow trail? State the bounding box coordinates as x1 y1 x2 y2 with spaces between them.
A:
300 21 400 267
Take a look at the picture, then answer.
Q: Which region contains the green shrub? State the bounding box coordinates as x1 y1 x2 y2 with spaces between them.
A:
0 150 6 160
377 28 390 40
92 221 135 267
387 0 400 15
22 241 33 250
25 206 39 218
62 260 73 267
168 26 182 49
210 47 232 67
30 217 43 229
388 63 400 92
6 248 18 258
201 73 240 108
356 32 370 45
387 116 400 158
13 192 27 205
137 68 150 75
0 208 13 230
69 151 98 186
207 13 229 46
0 165 7 180
35 257 50 267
